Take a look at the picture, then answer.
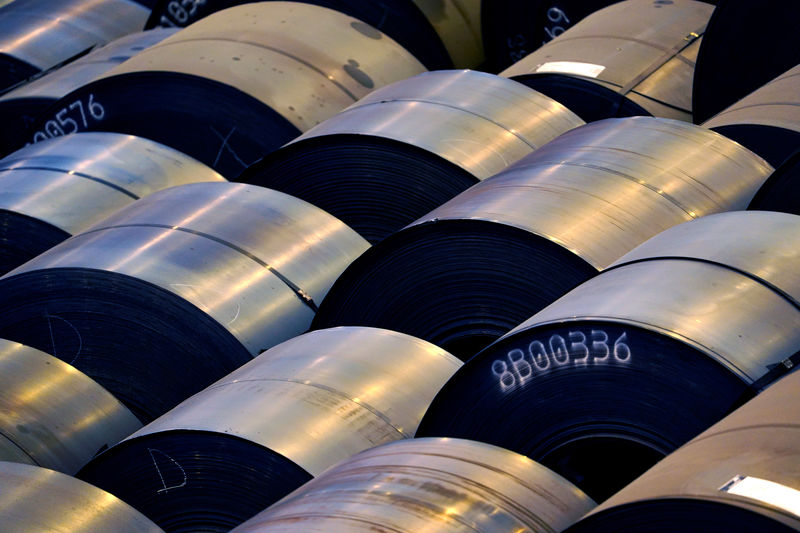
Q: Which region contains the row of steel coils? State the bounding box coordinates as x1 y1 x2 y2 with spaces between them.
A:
0 0 798 532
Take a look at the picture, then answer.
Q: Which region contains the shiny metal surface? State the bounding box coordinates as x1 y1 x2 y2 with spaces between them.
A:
410 117 773 270
412 0 483 68
581 370 800 530
290 69 584 180
232 437 595 532
103 2 426 132
703 64 800 134
501 0 713 121
7 183 370 356
0 132 225 235
0 461 164 532
124 327 461 476
0 0 149 72
610 211 800 306
0 29 176 102
0 339 140 474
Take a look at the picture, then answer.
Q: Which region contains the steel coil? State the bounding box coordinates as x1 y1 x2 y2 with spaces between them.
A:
241 69 584 243
0 29 176 156
703 64 800 167
78 327 461 532
0 0 151 92
0 338 141 474
312 117 773 360
692 0 800 124
231 437 596 533
25 2 426 178
0 461 164 532
0 131 224 275
417 211 800 501
749 151 800 215
566 368 800 532
500 0 712 122
145 0 452 70
0 182 369 421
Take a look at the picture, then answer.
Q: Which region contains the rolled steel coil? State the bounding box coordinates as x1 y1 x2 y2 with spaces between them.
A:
566 368 800 532
500 0 712 122
25 2 426 178
0 182 369 421
0 0 151 92
0 338 141 474
145 0 452 71
78 327 462 532
231 437 596 533
312 117 773 360
241 69 584 243
417 210 800 502
0 131 224 275
703 64 800 167
749 151 800 215
0 29 176 156
692 0 800 124
0 461 164 532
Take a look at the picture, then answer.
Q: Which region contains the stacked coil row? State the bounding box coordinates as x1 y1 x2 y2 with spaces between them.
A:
0 0 797 532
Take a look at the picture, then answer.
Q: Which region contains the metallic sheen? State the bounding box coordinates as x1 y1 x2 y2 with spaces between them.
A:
6 182 370 356
0 339 141 474
412 0 483 68
582 369 800 530
0 131 225 235
409 117 773 270
501 0 713 121
289 69 584 180
0 29 176 103
0 0 149 72
122 327 462 476
703 64 800 134
103 2 426 132
232 437 595 532
0 461 164 532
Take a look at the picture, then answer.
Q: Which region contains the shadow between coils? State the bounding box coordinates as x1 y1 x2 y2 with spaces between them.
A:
240 135 478 244
709 124 800 168
509 73 650 122
0 268 251 422
0 53 40 94
28 72 300 179
0 210 68 275
416 320 750 502
748 150 800 215
0 97 50 156
145 0 451 71
311 220 597 360
564 499 797 533
78 430 312 533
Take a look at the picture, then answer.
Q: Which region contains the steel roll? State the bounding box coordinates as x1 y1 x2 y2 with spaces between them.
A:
0 461 164 532
312 117 773 360
0 338 141 474
26 2 426 178
0 131 224 275
703 64 800 167
692 0 800 124
417 211 800 502
0 182 369 421
749 151 800 215
0 0 151 92
500 0 712 123
231 437 595 533
566 369 800 532
0 29 176 156
241 69 584 243
145 0 453 71
78 327 462 532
